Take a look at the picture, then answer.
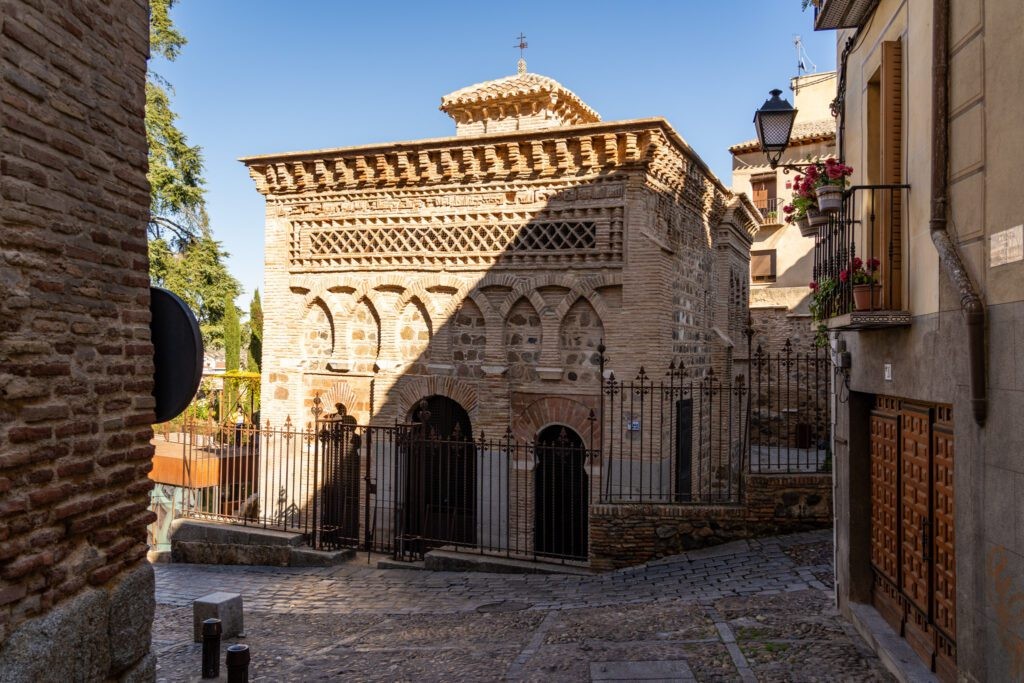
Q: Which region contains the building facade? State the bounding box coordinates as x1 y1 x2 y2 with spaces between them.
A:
812 0 1024 680
243 67 762 563
730 72 837 351
0 0 156 679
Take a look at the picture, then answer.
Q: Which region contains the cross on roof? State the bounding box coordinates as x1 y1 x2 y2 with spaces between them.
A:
514 33 528 74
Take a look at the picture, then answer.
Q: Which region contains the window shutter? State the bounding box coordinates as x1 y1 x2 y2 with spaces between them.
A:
881 39 903 308
750 251 776 282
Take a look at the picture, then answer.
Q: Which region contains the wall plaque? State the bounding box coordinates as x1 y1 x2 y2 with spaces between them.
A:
990 225 1023 267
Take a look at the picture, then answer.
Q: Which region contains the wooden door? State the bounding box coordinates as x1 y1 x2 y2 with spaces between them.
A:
869 396 956 681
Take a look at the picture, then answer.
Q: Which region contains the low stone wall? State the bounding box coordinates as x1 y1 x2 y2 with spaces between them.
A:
589 473 831 571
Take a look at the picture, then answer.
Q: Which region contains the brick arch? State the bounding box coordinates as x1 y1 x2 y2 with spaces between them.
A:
551 291 611 328
318 381 358 417
394 376 478 424
512 396 598 450
498 288 549 322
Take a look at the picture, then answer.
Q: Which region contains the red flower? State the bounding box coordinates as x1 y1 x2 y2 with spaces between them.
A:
839 269 849 283
809 281 819 291
867 258 880 270
851 256 863 270
783 204 794 214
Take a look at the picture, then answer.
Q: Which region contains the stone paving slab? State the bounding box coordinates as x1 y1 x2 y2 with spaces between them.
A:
152 530 894 681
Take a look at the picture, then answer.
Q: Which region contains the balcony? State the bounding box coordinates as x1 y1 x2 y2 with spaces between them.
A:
754 197 783 226
812 185 912 330
813 0 880 30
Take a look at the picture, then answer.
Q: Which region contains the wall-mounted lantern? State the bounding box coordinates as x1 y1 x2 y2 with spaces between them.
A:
754 89 798 169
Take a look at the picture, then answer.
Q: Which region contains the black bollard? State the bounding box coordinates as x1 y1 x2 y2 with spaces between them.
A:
201 618 222 679
226 644 250 683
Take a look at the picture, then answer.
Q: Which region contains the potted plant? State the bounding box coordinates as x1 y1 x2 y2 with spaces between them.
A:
814 158 853 213
840 257 881 310
808 277 839 347
783 172 821 238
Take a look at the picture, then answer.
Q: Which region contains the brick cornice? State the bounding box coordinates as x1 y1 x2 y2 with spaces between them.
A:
241 118 730 199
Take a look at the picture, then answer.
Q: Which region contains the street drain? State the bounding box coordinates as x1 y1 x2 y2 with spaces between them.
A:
476 600 531 613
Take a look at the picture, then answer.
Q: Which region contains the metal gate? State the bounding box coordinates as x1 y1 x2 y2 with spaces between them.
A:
534 426 588 560
870 396 956 681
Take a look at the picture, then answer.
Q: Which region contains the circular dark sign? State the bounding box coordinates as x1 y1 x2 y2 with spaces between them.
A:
150 287 204 423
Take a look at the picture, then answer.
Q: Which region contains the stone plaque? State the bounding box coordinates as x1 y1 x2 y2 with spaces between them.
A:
990 225 1023 267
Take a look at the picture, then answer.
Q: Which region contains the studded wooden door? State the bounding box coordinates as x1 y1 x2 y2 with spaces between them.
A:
868 396 956 681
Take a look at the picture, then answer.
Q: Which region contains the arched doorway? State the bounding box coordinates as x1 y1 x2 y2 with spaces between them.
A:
534 425 588 560
403 395 476 553
318 403 360 549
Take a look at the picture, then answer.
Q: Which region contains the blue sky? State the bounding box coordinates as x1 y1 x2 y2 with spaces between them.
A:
156 1 837 305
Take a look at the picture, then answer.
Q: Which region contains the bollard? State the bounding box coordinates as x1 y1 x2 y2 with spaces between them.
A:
201 618 222 679
226 644 250 683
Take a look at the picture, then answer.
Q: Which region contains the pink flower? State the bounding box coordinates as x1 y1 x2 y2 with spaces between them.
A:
867 258 880 270
851 256 863 270
783 204 794 214
809 281 818 291
839 269 849 283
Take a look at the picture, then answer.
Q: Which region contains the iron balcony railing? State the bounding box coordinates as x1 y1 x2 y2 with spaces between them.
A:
753 197 783 225
812 184 910 320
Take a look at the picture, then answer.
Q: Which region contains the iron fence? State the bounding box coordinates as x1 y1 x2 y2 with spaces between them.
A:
599 364 747 504
746 340 831 473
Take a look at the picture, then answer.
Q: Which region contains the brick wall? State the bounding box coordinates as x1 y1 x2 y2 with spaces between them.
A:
589 473 831 571
0 1 155 679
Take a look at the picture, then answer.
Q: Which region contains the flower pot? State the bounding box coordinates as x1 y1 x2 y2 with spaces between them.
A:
816 184 843 213
853 284 882 311
797 216 816 238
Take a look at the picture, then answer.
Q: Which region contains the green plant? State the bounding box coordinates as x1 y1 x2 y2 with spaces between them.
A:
808 277 840 347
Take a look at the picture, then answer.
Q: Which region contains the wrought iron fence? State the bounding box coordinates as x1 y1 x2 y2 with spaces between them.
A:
746 340 831 473
599 364 747 504
155 349 829 560
754 197 783 224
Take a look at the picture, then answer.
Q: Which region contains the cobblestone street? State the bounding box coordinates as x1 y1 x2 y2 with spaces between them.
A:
153 530 892 681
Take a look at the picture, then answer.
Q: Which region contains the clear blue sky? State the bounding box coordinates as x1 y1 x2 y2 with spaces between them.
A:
156 1 837 305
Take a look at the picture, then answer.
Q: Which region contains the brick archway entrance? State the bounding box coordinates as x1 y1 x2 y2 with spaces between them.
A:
534 425 588 560
401 396 476 554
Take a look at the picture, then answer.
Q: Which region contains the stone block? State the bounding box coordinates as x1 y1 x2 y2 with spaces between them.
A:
193 592 244 643
107 563 155 675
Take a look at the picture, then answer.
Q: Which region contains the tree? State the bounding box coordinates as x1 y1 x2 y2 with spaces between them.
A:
223 292 241 372
147 0 205 248
149 229 241 348
147 0 242 350
248 289 263 373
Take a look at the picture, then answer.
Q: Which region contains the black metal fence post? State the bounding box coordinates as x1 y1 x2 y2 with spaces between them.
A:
201 618 221 679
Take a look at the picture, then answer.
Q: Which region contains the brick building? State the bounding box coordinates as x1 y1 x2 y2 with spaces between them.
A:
242 63 764 562
0 0 156 679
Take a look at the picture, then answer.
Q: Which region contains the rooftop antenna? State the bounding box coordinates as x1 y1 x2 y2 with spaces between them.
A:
793 35 817 76
515 32 528 74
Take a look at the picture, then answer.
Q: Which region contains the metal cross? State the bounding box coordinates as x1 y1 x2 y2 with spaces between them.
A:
514 33 528 58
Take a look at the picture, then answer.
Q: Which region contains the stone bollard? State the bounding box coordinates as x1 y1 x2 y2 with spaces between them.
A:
201 618 221 679
226 644 250 683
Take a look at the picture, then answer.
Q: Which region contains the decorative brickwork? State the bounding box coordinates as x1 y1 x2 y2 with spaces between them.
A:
0 1 155 678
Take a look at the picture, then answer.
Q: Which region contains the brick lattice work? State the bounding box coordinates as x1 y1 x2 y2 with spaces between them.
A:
0 1 155 678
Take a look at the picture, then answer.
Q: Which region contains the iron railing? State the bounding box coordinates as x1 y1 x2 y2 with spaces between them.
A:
753 197 783 224
746 340 831 473
600 365 747 504
812 184 910 319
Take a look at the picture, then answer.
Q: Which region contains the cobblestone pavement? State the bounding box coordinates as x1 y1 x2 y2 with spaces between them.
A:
153 530 892 681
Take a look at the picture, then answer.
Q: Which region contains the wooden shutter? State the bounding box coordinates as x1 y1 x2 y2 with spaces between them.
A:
880 40 903 308
750 250 776 282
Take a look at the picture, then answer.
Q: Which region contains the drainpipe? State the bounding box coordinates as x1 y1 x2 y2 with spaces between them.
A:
931 0 987 425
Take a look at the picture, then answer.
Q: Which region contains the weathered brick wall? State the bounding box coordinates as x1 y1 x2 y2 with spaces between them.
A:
0 1 155 679
589 473 832 571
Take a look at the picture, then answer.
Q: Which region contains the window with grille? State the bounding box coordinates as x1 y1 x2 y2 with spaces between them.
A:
751 250 776 283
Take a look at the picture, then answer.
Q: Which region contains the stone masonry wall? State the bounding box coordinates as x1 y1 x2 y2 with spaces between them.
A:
0 1 156 680
589 474 831 571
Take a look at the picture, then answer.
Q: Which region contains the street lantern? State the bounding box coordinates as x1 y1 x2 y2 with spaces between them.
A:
754 89 798 169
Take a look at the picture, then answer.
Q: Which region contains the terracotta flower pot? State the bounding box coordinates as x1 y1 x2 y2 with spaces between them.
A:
816 184 843 213
853 283 882 311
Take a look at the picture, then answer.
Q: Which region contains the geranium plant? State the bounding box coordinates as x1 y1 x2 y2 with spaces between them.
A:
839 256 879 285
818 157 854 188
782 172 817 224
